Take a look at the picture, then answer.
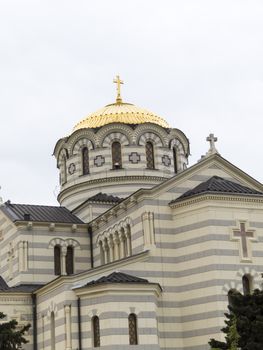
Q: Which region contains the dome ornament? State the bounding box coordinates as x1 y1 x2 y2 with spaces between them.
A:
113 75 124 104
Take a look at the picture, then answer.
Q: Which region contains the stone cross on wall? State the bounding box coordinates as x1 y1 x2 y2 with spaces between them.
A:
232 222 256 259
94 155 105 167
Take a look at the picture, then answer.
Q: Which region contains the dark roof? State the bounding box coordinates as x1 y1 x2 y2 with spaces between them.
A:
0 276 42 293
170 176 263 204
87 192 122 203
72 192 123 213
2 201 84 224
84 272 149 287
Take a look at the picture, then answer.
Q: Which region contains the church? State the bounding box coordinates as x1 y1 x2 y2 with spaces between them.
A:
0 76 263 350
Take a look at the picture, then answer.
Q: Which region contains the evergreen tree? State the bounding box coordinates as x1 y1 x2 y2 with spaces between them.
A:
0 312 30 350
209 289 263 350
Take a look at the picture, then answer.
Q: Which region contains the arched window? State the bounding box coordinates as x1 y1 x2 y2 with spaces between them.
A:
128 313 138 345
82 147 90 175
112 141 122 169
54 245 61 275
63 156 67 184
66 246 74 275
145 141 155 169
92 316 100 347
51 311 55 350
173 147 178 173
242 274 252 295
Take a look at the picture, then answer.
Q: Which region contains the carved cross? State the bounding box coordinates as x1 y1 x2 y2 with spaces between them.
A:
129 152 140 164
233 222 255 259
206 133 218 152
113 75 123 103
94 155 105 167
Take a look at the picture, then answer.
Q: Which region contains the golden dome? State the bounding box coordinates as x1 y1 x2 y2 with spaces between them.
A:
73 102 169 131
73 76 169 131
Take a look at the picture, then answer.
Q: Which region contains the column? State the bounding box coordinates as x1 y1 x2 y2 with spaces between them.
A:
23 241 28 271
113 233 120 261
18 241 24 271
65 305 72 350
102 239 108 264
119 233 125 259
61 246 67 275
124 228 132 257
108 236 114 262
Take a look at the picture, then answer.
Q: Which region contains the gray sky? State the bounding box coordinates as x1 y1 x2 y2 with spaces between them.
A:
0 0 262 205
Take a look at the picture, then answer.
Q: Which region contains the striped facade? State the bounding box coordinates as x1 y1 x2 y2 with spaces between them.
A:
1 119 263 350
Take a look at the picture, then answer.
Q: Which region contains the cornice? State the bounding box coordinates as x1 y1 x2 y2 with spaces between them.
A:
170 192 263 209
58 175 168 202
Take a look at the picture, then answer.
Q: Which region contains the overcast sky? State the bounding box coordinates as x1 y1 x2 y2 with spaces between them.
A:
0 0 262 205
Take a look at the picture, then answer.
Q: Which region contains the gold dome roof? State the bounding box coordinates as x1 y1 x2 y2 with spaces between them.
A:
73 102 170 131
73 76 169 132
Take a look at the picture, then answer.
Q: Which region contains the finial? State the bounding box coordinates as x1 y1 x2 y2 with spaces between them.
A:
113 75 124 104
206 133 218 153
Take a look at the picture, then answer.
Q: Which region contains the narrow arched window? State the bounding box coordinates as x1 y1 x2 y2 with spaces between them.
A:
82 147 90 175
128 313 138 345
63 156 67 184
145 141 155 169
66 246 74 275
112 141 122 169
92 316 100 347
51 311 55 350
242 275 251 295
173 147 178 173
54 245 61 275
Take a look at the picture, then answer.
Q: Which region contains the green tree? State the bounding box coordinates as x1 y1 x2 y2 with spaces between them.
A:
0 312 30 350
209 289 263 350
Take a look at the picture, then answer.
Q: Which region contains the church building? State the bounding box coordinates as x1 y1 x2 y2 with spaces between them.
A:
0 76 263 350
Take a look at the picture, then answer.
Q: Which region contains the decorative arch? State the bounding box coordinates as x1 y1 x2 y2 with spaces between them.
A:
97 124 133 147
67 129 97 155
134 124 168 146
102 132 129 148
222 267 261 295
72 137 94 156
65 238 81 249
57 148 69 167
138 132 163 147
48 238 66 249
170 138 188 172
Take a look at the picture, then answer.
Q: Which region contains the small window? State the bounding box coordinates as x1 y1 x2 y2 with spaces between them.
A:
66 246 74 275
92 316 100 347
242 274 252 295
82 147 90 175
173 147 178 173
128 313 138 345
54 245 61 275
112 141 122 169
145 142 155 169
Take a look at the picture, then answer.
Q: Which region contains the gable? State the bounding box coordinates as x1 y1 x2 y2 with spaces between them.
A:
146 153 263 203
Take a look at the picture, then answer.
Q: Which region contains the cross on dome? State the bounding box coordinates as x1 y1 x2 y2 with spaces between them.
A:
113 75 124 104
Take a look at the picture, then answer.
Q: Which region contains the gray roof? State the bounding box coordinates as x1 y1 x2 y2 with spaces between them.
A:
2 201 84 224
171 176 263 204
0 276 42 292
87 192 123 204
84 272 149 286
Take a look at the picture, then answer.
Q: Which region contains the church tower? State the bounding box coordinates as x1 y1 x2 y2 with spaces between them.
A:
54 76 190 219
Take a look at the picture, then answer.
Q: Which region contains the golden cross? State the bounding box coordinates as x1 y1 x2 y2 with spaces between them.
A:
113 75 123 103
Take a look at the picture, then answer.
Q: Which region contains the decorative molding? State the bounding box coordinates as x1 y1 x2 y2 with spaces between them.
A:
162 155 171 167
68 163 76 175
